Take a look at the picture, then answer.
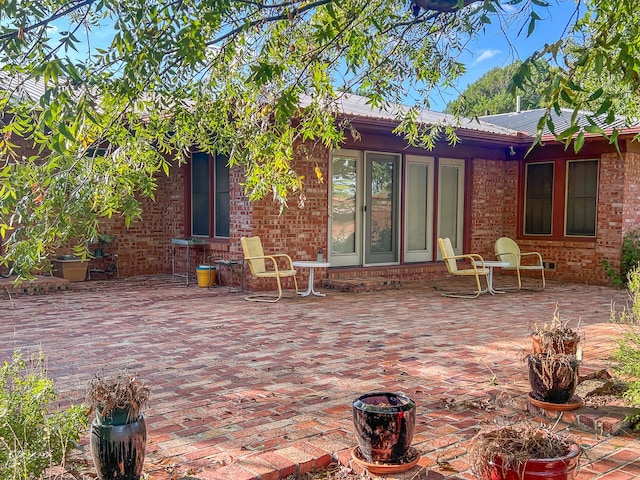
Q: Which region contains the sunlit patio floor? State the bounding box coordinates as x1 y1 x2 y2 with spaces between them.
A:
2 274 639 480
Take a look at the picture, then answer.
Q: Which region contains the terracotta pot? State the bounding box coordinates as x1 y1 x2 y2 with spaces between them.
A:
531 335 579 355
352 392 416 464
484 443 581 480
90 414 146 480
528 356 579 404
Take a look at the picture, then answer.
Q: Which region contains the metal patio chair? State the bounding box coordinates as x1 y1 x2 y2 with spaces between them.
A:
437 237 489 298
241 236 298 302
494 237 545 291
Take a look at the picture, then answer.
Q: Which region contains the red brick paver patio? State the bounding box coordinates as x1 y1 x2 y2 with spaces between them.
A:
2 275 639 479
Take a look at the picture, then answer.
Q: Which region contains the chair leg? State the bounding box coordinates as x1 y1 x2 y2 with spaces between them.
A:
244 293 281 303
244 277 283 302
243 275 297 302
475 274 489 296
440 274 487 299
517 267 546 291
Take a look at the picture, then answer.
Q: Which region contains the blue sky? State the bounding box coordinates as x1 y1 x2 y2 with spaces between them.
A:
426 1 583 111
49 1 583 113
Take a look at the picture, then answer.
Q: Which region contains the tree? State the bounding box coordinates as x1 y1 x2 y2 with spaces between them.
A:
512 1 640 151
0 0 638 277
446 60 552 117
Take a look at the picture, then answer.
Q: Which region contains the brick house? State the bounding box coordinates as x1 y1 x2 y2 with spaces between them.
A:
95 95 640 290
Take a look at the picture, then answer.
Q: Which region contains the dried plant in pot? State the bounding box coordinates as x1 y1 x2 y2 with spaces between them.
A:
85 371 150 480
530 307 583 356
528 353 580 404
86 371 150 425
469 424 581 480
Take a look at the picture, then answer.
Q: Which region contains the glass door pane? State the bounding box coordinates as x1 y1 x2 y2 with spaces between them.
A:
330 152 361 266
365 152 399 265
405 156 434 262
438 159 465 254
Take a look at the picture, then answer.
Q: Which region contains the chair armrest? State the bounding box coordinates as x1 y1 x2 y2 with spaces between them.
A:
244 254 282 273
447 253 486 269
521 251 544 266
268 253 295 268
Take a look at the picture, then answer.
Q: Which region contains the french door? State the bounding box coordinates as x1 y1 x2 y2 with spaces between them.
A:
329 150 400 266
329 151 464 266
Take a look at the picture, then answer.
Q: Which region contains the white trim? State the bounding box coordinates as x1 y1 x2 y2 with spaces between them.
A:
437 158 465 255
404 155 435 262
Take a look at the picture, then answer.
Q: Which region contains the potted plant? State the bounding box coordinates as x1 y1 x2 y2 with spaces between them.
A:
351 392 418 472
469 424 581 480
528 353 580 404
86 371 149 480
530 307 582 355
90 234 116 258
526 308 583 407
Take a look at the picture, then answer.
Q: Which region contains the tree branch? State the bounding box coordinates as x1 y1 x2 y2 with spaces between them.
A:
0 0 96 42
412 0 481 13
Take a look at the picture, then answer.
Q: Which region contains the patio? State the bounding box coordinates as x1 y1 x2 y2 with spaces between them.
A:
2 274 639 480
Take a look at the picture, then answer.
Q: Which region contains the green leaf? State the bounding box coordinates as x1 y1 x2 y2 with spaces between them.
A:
574 131 585 152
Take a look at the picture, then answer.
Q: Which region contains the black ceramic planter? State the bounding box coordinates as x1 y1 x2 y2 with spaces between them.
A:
90 414 147 480
528 355 579 404
352 392 416 464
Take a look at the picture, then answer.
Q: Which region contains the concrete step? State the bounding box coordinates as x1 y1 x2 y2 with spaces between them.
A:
322 276 401 293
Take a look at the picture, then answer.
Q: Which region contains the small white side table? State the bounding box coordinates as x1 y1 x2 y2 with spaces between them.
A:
292 261 330 297
479 260 510 294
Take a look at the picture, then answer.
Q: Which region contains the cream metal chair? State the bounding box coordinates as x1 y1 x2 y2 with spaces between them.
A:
494 237 545 291
437 238 490 298
241 236 298 302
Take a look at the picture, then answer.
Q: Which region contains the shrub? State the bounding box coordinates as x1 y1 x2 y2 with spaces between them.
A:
0 351 88 479
602 230 640 287
611 267 640 428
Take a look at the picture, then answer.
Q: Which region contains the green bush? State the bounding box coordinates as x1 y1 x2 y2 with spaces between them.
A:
611 267 640 428
602 230 640 287
0 351 88 480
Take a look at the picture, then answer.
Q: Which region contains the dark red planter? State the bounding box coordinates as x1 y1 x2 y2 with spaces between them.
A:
352 392 416 464
528 356 579 404
90 414 147 480
484 443 581 480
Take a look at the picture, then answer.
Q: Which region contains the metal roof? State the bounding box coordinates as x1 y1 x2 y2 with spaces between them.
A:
479 108 633 136
0 71 46 103
310 93 522 137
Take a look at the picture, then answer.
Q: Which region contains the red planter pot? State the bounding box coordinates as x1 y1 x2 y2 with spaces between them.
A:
531 335 580 355
484 443 581 480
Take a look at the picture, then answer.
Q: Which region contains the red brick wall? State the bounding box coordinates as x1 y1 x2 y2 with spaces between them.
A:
469 158 507 256
106 143 633 287
488 151 629 285
622 151 640 235
22 125 633 288
240 141 330 291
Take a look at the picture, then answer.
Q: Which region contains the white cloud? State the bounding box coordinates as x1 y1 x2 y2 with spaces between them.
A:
473 49 501 65
500 2 518 14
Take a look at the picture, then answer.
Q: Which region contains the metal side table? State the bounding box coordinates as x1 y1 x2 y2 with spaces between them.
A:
171 238 206 285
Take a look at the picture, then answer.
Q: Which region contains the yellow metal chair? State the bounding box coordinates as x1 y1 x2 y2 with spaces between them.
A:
241 236 298 302
494 237 545 291
437 238 490 298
